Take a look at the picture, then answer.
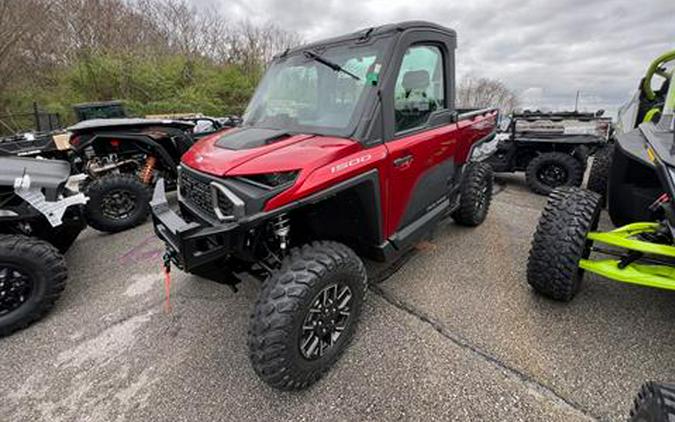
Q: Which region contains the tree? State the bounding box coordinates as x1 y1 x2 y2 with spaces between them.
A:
0 0 55 96
0 0 303 121
457 77 518 114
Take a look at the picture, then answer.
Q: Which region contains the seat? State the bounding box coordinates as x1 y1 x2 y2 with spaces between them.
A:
396 70 435 131
402 70 430 98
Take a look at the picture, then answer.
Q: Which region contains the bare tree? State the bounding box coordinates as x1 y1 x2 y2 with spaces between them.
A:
228 21 303 73
0 0 303 112
0 0 55 95
135 0 227 58
132 1 302 68
457 77 518 114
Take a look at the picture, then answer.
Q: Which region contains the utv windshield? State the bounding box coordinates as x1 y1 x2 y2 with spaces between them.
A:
242 38 389 137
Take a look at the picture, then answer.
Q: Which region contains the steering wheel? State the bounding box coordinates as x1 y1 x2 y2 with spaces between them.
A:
642 50 675 101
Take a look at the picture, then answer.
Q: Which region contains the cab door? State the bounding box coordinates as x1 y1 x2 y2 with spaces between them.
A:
383 42 460 240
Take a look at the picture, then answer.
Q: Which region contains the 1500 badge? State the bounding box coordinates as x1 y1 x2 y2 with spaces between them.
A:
330 154 372 173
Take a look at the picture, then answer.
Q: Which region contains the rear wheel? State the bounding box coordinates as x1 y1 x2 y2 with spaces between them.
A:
248 241 367 390
0 235 67 337
527 187 601 301
587 144 613 206
452 162 493 227
630 382 675 422
84 173 150 233
525 152 584 195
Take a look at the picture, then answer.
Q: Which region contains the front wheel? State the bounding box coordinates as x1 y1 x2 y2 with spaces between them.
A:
527 187 601 301
0 235 67 337
248 241 367 390
525 152 584 195
84 173 150 233
452 162 494 227
630 382 675 422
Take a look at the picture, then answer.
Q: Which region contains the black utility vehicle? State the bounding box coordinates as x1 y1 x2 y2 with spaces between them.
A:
0 131 72 161
486 110 611 194
67 102 241 233
0 157 87 336
67 118 197 233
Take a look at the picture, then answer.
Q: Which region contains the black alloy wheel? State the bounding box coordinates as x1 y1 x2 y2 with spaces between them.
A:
100 189 137 220
299 283 353 360
0 264 33 317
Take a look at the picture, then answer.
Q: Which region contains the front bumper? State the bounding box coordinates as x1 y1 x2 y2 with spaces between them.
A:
150 179 243 272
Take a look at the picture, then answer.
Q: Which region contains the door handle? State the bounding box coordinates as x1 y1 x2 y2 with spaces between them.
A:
393 154 414 167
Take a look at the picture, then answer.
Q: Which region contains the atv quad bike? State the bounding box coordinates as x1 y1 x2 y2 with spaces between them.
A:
0 157 88 336
527 50 675 301
486 110 611 195
587 50 675 203
150 21 498 390
67 118 196 233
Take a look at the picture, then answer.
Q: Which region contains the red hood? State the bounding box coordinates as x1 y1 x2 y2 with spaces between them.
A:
182 131 363 177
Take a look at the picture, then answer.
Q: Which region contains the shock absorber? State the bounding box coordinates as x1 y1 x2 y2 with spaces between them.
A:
139 155 157 184
272 214 290 252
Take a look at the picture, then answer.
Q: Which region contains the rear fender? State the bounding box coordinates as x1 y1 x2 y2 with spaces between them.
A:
78 133 178 172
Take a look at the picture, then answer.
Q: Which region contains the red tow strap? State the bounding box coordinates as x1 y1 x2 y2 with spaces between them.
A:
163 266 172 313
162 252 172 314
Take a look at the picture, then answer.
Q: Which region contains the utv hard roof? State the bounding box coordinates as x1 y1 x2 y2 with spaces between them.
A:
282 21 456 56
67 118 194 132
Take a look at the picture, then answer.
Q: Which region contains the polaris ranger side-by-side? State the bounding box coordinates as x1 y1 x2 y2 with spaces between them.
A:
150 22 498 390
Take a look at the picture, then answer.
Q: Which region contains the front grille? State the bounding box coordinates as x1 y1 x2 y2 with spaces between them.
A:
179 168 219 220
179 167 243 222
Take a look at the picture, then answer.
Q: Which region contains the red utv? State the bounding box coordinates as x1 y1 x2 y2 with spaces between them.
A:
151 21 499 390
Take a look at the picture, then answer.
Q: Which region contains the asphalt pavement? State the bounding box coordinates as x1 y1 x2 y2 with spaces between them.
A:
2 173 674 421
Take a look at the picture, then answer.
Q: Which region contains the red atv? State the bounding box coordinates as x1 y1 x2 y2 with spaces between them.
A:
151 21 498 390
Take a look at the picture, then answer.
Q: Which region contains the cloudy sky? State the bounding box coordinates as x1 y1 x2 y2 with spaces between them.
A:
195 0 674 115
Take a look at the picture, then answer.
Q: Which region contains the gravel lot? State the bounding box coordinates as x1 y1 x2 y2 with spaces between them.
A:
2 173 674 421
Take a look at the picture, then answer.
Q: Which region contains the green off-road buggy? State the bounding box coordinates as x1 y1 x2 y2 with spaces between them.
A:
527 50 675 301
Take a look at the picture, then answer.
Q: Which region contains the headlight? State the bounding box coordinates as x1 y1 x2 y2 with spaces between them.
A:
240 171 299 188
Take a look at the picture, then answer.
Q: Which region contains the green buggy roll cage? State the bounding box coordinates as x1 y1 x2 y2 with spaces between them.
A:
580 50 675 290
641 50 675 122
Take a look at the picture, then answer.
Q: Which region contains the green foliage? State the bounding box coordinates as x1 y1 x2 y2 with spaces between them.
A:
0 51 260 124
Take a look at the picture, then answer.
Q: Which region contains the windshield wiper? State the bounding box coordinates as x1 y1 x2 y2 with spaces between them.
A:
304 50 360 81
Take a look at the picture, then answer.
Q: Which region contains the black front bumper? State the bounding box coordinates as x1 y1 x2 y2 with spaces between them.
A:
150 179 243 272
